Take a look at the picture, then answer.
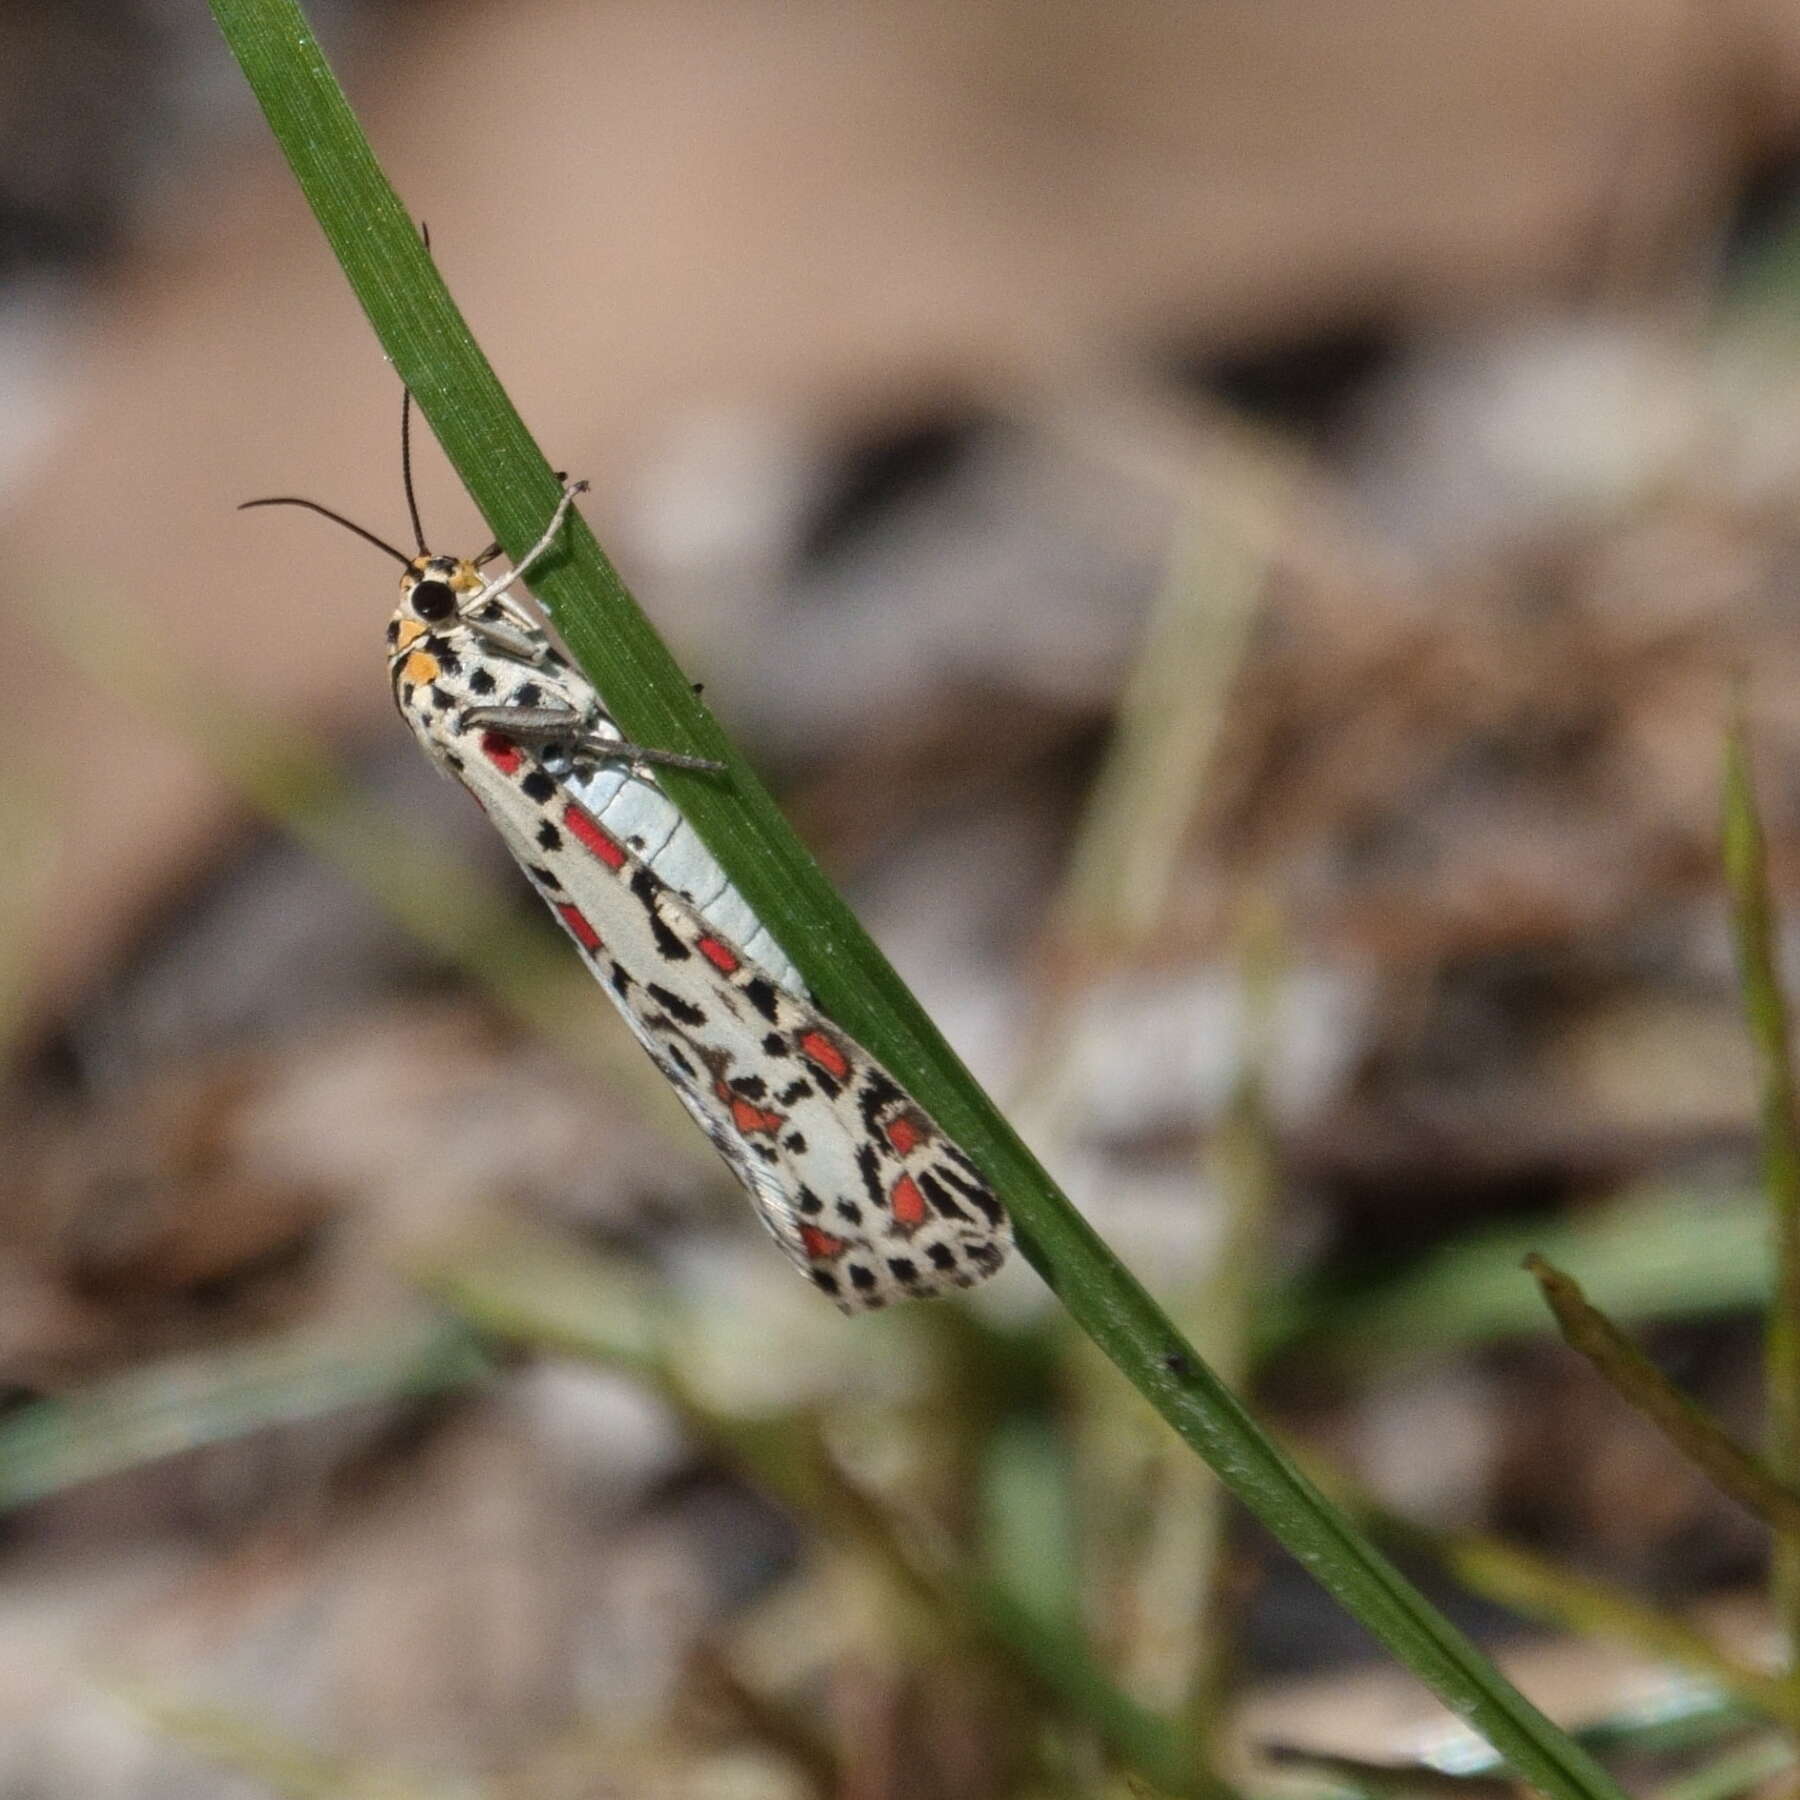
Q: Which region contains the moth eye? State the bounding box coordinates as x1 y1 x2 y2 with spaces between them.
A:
410 579 457 622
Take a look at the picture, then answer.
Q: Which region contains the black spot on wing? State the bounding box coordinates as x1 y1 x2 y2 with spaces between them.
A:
857 1070 904 1134
855 1143 885 1211
917 1171 971 1224
741 977 781 1024
930 1161 1006 1226
631 871 691 962
521 770 556 803
646 983 706 1027
940 1142 983 1178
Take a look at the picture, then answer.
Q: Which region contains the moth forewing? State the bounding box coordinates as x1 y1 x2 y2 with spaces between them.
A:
254 463 1012 1311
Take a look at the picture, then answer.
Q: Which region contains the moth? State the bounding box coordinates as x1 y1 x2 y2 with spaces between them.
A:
244 427 1011 1311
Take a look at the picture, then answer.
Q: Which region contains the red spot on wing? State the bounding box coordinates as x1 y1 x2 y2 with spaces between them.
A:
563 802 628 870
799 1223 847 1262
798 1030 850 1082
884 1113 925 1156
481 732 523 776
889 1174 928 1229
555 902 602 952
697 935 739 974
717 1082 784 1136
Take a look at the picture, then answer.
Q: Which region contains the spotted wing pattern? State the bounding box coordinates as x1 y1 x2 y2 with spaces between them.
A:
388 578 1011 1311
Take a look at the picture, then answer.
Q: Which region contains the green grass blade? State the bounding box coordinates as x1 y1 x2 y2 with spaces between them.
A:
206 6 1630 1793
1528 1254 1800 1538
0 1317 489 1511
1270 1181 1771 1369
1722 706 1800 1661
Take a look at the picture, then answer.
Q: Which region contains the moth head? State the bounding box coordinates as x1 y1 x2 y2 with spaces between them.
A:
390 554 483 654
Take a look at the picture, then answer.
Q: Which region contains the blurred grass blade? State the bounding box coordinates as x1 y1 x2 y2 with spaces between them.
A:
430 1231 1218 1798
207 5 1632 1793
1053 509 1266 950
1308 1452 1800 1728
1348 1680 1763 1781
1722 706 1800 1659
1431 1530 1800 1729
973 1581 1222 1799
1261 1742 1522 1800
116 1684 441 1800
1273 1181 1771 1369
1654 1736 1794 1800
1528 1253 1800 1537
0 1316 489 1511
0 776 59 1062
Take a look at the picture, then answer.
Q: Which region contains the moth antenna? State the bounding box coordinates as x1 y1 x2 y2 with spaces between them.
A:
400 385 427 555
237 496 412 567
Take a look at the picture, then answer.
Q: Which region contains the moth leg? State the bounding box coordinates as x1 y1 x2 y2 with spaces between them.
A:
459 700 588 743
463 613 550 663
459 702 724 776
568 729 725 776
471 477 590 608
592 741 726 776
473 474 571 570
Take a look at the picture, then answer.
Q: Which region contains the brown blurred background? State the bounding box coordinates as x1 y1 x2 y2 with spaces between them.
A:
5 0 1800 1794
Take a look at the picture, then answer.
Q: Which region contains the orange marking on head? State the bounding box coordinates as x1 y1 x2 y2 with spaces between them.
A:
799 1223 847 1262
799 1030 850 1082
889 1174 928 1230
697 936 739 974
402 649 441 686
563 802 627 869
394 618 427 652
884 1113 926 1156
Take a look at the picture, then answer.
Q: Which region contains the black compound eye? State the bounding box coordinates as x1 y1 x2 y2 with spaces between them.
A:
410 579 457 622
